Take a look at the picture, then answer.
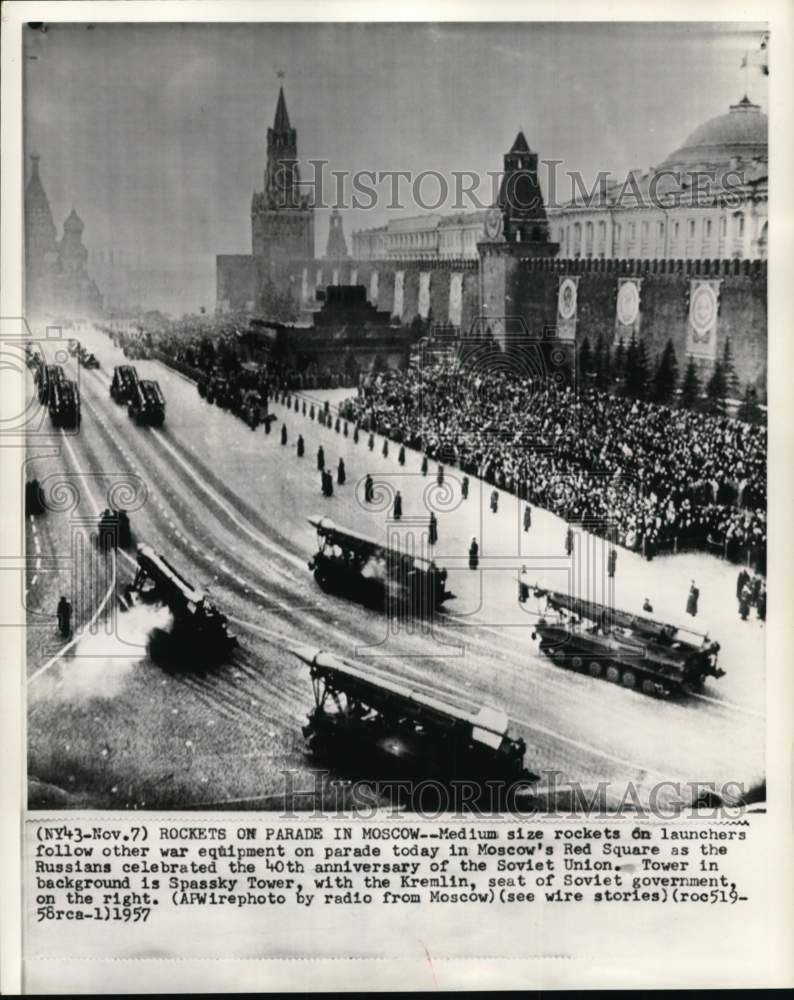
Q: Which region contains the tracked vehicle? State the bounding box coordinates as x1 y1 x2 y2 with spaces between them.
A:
43 365 80 429
110 364 140 404
308 516 453 617
128 378 166 426
130 543 237 656
293 646 535 787
521 580 723 697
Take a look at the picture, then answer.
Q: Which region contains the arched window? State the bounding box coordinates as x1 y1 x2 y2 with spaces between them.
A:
734 212 745 237
585 221 594 241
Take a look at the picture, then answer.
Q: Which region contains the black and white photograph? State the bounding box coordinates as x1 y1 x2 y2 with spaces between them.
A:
3 2 793 992
17 18 771 814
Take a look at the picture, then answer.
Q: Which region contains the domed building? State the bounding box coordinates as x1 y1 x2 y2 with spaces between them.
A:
548 97 768 261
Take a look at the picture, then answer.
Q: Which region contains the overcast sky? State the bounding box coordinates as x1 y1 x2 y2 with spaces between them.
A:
24 21 768 313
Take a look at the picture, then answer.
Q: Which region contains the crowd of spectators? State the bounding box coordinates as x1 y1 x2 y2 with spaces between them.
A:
340 363 767 570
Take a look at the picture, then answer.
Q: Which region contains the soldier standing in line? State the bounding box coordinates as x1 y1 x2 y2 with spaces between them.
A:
337 458 346 485
523 504 532 533
302 400 306 416
343 422 349 437
736 567 750 601
686 580 700 617
468 537 479 570
353 425 360 444
421 455 428 476
739 582 752 621
297 434 305 458
607 546 617 579
429 512 438 546
393 491 403 521
565 525 574 557
398 444 406 466
56 596 72 639
281 424 288 446
490 490 499 514
382 439 388 458
437 465 444 487
317 445 325 471
365 474 374 503
310 404 315 420
335 417 341 433
461 475 469 500
368 432 375 451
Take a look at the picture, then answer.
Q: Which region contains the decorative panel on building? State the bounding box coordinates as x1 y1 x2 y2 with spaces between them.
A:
418 272 431 319
449 273 463 328
351 268 358 287
556 275 580 341
686 278 721 361
614 277 642 344
369 270 379 304
393 271 405 320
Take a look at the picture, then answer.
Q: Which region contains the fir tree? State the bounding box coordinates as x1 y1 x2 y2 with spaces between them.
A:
679 356 701 410
578 336 593 383
737 383 764 425
704 358 727 416
594 334 610 391
622 332 648 399
652 339 678 404
722 338 739 402
612 338 626 393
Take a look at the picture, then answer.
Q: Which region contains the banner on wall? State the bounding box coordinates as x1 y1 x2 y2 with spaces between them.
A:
614 277 642 344
686 278 721 361
556 275 580 341
448 273 463 328
392 271 405 320
369 270 379 304
418 272 431 319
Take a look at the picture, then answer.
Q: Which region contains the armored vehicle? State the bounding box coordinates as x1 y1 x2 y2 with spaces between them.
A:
98 508 132 550
308 516 453 617
128 378 165 426
36 364 63 405
47 369 81 429
110 365 140 404
130 543 237 656
521 580 723 697
80 350 100 369
293 646 535 786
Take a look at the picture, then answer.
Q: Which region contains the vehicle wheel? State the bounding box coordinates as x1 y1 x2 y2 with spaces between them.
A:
621 669 637 689
551 649 565 666
641 679 657 696
588 661 602 678
605 665 620 683
571 656 583 670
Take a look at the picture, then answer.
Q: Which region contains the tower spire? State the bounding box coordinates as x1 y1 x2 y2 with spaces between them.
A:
273 86 291 132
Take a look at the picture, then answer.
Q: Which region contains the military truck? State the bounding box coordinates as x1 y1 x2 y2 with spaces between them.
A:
128 378 165 426
110 365 140 404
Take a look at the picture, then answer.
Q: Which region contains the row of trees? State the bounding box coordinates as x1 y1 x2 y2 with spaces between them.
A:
577 333 765 422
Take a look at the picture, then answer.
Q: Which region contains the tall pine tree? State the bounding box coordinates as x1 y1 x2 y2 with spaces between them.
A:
652 339 678 404
613 338 626 394
578 336 593 384
722 338 739 402
622 332 649 400
704 357 727 416
679 356 701 410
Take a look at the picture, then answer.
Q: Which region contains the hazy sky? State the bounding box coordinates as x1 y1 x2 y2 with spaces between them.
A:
24 21 768 313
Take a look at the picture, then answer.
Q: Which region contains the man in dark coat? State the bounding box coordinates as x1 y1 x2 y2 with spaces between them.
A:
490 490 499 514
736 568 750 600
368 432 375 451
317 445 325 471
468 537 479 570
337 458 346 485
686 580 700 617
437 465 444 487
353 425 360 444
607 547 617 579
281 424 288 446
382 439 388 458
739 583 752 621
523 504 532 533
421 455 428 476
56 596 72 638
461 475 469 500
429 512 438 546
398 444 406 466
565 526 574 557
365 474 374 503
393 491 403 521
297 434 305 458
